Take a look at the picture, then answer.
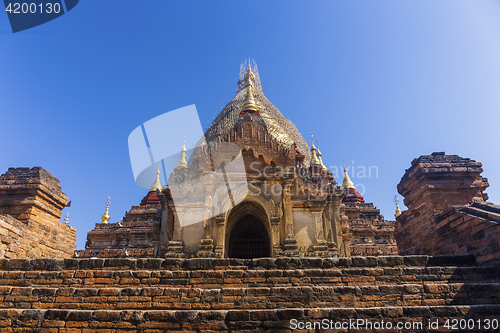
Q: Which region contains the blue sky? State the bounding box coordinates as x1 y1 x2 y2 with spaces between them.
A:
2 1 500 250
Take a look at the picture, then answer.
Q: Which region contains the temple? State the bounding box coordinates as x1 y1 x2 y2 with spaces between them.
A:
77 60 396 259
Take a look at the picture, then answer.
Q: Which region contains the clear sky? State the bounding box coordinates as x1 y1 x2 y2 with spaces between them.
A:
2 1 500 250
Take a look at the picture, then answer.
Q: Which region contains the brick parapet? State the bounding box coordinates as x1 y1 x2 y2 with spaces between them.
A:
398 152 489 213
0 167 68 223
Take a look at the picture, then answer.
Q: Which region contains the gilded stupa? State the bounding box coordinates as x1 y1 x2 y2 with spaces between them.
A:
204 60 312 164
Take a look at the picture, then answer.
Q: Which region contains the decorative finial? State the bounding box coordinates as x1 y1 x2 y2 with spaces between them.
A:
177 136 188 167
342 166 355 189
150 163 162 191
241 83 258 113
394 193 402 218
101 196 110 223
63 212 70 225
316 139 327 171
309 134 321 165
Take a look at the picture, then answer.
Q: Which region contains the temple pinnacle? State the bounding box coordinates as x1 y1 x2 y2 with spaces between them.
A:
394 193 402 218
177 137 188 167
310 136 321 166
342 167 355 189
150 164 162 192
101 196 110 223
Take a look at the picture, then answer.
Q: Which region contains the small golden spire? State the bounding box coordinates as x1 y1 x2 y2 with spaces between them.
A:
310 134 321 165
310 146 321 166
394 194 402 218
342 167 355 189
101 196 110 223
177 137 188 167
150 164 162 191
316 139 327 171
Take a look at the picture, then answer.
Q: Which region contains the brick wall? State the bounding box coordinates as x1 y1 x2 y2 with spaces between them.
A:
0 214 76 259
0 256 498 331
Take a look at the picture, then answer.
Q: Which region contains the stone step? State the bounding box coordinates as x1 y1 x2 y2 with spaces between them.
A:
0 283 498 311
0 266 497 289
0 305 499 332
0 255 480 272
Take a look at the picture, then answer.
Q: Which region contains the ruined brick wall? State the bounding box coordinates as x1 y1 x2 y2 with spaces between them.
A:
0 256 497 331
345 203 398 256
0 167 76 259
395 152 496 261
423 203 500 264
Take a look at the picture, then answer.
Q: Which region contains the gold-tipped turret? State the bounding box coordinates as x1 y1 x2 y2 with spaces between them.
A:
150 165 162 192
395 204 402 218
315 139 327 171
394 194 402 218
101 196 111 223
342 167 355 189
177 139 188 167
310 143 321 165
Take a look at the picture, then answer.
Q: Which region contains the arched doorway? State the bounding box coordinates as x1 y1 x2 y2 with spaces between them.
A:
227 214 270 259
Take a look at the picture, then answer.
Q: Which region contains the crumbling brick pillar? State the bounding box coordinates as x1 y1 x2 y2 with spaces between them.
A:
0 167 75 258
395 152 489 255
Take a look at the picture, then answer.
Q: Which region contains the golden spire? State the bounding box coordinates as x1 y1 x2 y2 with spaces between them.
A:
101 196 110 223
316 139 327 171
150 164 162 191
342 167 355 189
241 83 258 112
394 194 402 218
177 137 188 167
310 134 321 165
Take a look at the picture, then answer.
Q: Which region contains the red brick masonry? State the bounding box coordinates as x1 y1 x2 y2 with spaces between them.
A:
0 256 497 332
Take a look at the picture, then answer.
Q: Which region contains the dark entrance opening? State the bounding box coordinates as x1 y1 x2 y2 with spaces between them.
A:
227 214 270 259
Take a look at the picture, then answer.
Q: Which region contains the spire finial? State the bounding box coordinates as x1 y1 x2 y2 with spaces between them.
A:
101 196 110 223
309 134 321 165
394 193 402 218
178 136 188 167
150 163 162 191
241 83 258 113
342 166 355 189
316 138 327 171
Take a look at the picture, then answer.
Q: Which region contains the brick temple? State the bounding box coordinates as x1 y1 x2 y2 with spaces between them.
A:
78 61 397 259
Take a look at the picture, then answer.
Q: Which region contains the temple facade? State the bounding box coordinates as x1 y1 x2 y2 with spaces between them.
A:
78 61 396 259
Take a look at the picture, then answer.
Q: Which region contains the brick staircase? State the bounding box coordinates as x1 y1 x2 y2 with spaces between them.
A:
0 256 498 332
